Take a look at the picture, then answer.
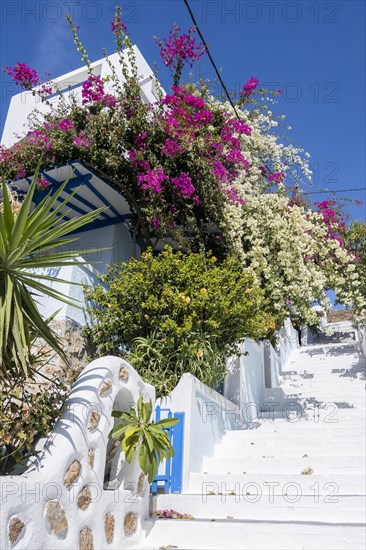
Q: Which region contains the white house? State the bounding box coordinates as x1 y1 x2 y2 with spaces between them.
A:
1 48 159 327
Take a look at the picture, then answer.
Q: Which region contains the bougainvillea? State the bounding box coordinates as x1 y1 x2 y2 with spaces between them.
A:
155 23 205 85
1 6 365 328
3 62 40 90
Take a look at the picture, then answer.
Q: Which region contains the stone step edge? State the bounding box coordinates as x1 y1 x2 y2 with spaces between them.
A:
142 517 366 528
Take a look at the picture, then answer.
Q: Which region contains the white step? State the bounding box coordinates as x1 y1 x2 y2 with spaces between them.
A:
136 519 366 549
202 455 366 475
211 441 365 458
221 425 365 439
152 494 366 523
188 473 366 495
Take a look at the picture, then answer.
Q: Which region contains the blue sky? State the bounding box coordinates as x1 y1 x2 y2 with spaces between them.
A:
0 0 365 222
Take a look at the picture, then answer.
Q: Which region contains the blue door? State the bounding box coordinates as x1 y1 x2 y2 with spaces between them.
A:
151 406 185 494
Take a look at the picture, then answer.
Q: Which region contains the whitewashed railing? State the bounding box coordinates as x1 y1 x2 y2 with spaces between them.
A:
158 374 241 492
0 357 154 550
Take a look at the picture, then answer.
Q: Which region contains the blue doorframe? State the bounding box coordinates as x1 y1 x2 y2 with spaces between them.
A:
151 406 185 494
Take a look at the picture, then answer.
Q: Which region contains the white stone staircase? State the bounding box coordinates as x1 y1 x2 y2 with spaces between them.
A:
137 322 366 549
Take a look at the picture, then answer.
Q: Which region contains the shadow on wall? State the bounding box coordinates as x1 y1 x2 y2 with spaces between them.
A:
0 357 155 550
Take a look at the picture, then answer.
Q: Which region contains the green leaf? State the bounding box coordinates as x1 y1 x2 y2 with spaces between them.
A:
141 399 153 423
154 417 180 429
109 423 127 439
143 430 154 453
0 162 106 379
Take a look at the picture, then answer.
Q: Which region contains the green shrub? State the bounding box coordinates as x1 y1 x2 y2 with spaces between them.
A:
85 248 274 395
0 377 67 474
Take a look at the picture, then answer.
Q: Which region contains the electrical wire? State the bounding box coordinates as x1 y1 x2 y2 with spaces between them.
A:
183 0 240 119
183 0 365 199
303 188 366 195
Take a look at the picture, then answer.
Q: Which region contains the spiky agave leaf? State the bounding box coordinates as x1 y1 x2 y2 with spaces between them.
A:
0 166 106 379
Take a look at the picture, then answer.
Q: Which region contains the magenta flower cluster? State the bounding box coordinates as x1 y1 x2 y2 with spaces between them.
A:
268 171 285 184
3 62 40 90
171 173 196 198
242 76 259 98
39 83 53 96
137 166 168 194
315 200 346 247
81 75 116 107
155 24 205 70
144 85 250 207
37 177 50 191
161 138 183 157
73 131 92 149
111 16 128 35
58 118 74 131
153 509 194 520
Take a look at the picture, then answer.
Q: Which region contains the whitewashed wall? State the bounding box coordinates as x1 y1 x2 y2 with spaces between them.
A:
0 357 155 549
158 374 241 492
224 321 300 421
1 49 157 148
35 222 136 326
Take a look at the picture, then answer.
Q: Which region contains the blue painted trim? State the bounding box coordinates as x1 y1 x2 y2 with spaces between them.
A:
35 172 111 221
151 406 184 494
170 412 185 494
83 180 122 218
66 213 131 235
12 161 132 234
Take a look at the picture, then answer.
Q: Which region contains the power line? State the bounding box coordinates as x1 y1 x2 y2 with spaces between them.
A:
183 0 240 119
183 0 365 196
303 188 366 195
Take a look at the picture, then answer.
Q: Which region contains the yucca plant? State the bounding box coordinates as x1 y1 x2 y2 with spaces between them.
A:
109 396 179 483
0 166 105 379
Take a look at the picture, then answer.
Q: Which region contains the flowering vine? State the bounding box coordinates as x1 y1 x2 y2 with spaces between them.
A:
1 6 364 327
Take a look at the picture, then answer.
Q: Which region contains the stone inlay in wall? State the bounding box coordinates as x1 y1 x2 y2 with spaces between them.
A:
64 459 82 488
8 516 25 546
88 448 95 469
104 513 115 544
137 472 145 496
44 500 68 536
87 410 101 432
79 527 94 550
124 512 138 538
77 486 92 510
119 367 129 382
99 379 112 396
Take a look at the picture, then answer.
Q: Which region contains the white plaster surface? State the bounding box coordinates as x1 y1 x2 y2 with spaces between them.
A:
33 222 135 326
1 49 157 148
0 356 155 549
137 322 366 549
157 374 241 493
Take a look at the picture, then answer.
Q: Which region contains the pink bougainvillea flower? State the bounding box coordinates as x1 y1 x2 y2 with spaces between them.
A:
36 177 50 191
268 171 285 184
161 139 183 157
16 168 27 179
135 131 149 145
171 173 195 198
152 217 160 231
155 24 205 70
58 118 74 131
111 16 128 35
228 119 252 136
73 131 92 149
39 83 53 96
82 75 105 104
241 76 259 98
138 167 167 195
3 62 40 90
